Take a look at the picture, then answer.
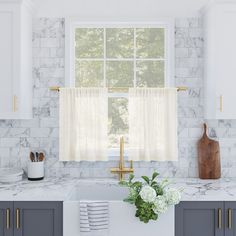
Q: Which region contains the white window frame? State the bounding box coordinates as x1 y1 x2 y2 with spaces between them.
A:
65 19 175 158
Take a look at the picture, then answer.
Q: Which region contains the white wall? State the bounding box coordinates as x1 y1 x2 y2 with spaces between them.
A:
33 0 210 18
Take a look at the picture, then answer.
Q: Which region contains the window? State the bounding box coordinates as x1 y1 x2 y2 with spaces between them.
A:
66 22 174 154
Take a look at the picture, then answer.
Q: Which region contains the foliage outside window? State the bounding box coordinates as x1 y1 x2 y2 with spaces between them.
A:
75 27 166 151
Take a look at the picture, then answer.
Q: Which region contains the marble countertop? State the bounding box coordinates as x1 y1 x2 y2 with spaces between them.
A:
173 178 236 201
1 177 236 201
0 177 77 201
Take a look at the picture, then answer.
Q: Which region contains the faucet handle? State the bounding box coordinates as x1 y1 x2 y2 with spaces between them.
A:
130 160 133 169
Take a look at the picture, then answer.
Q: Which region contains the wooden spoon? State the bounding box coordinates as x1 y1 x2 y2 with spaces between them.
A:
30 152 35 162
39 152 45 162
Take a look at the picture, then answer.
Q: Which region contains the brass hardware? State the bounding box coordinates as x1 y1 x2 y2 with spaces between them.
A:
16 208 20 229
218 208 222 229
177 86 188 91
228 208 232 229
6 208 10 229
120 136 124 170
49 86 60 92
50 86 188 92
13 95 17 112
111 136 134 181
220 95 223 112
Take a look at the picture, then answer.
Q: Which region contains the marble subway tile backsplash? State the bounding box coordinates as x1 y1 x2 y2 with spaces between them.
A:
0 17 235 178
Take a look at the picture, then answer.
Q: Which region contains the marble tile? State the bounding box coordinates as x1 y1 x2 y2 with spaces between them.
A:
0 17 235 178
30 128 51 138
0 138 20 147
175 48 189 58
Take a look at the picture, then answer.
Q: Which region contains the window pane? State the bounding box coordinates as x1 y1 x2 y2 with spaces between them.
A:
75 28 104 58
106 28 134 58
75 60 104 87
136 28 165 58
136 61 165 87
106 61 134 88
108 97 128 148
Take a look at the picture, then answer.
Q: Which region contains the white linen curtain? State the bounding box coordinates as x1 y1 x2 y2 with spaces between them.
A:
59 88 108 161
129 88 178 161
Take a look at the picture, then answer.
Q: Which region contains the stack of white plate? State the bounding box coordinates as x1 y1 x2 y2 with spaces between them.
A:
0 168 23 183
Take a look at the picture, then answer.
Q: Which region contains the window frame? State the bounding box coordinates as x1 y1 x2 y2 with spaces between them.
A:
65 19 175 158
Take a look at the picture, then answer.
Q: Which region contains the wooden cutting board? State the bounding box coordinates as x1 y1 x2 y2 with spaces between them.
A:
197 123 221 179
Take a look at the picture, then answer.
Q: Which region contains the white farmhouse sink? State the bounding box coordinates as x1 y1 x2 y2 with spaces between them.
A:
68 184 129 201
64 182 174 236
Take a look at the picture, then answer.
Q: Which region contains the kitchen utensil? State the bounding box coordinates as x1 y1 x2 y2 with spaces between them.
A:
35 152 39 162
197 123 221 179
30 152 35 162
39 152 45 162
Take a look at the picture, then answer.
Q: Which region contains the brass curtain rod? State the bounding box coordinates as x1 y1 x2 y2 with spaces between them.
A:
49 86 188 92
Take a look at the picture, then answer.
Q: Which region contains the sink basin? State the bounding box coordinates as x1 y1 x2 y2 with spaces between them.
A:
68 184 129 201
64 181 174 236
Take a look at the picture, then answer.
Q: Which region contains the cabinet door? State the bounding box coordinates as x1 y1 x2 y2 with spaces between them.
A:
0 6 19 119
175 201 224 236
225 202 236 236
214 6 236 119
0 202 13 236
14 201 63 236
0 1 32 119
204 3 236 119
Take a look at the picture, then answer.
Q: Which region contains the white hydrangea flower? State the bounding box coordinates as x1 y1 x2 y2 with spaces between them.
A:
153 195 168 214
139 185 157 203
164 188 181 205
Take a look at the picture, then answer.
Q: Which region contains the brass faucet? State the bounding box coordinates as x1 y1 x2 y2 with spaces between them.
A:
110 136 134 181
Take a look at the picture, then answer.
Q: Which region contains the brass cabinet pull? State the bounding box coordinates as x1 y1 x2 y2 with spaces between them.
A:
16 208 20 229
13 95 17 112
6 208 10 229
228 208 232 229
220 95 223 112
218 208 222 229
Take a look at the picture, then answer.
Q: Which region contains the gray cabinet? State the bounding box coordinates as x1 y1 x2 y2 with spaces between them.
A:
176 201 236 236
0 201 62 236
225 202 236 236
0 202 13 236
175 201 224 236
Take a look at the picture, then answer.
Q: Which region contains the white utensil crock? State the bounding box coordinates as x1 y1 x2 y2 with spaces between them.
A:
27 161 44 181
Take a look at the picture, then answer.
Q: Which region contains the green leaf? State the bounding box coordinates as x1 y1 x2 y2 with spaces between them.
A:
152 213 158 221
129 174 134 183
134 200 157 223
123 198 135 204
151 172 159 181
120 171 165 224
159 178 170 188
141 176 150 184
150 181 158 187
119 181 129 186
131 181 142 189
134 196 143 207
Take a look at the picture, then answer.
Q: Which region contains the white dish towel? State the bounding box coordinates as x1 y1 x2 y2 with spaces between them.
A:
80 201 109 236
